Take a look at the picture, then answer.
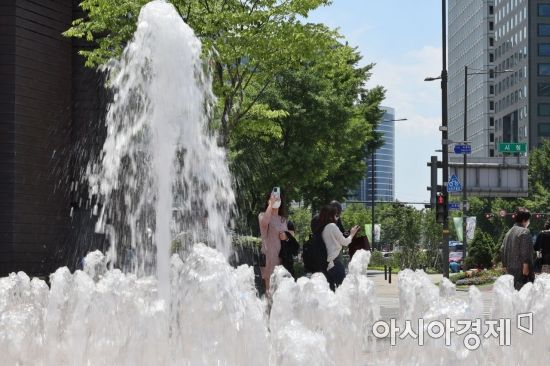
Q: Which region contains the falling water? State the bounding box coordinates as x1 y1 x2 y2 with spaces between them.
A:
86 0 235 297
1 1 550 365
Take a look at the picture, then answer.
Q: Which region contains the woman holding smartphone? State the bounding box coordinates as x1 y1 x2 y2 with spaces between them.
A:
258 188 289 294
317 205 360 291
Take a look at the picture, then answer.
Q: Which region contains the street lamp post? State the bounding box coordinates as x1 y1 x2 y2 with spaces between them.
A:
371 117 407 251
424 0 449 278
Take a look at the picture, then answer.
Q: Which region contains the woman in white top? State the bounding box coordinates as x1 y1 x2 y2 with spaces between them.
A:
317 205 360 291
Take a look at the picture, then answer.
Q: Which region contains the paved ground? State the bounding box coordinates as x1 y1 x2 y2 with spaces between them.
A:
367 270 493 320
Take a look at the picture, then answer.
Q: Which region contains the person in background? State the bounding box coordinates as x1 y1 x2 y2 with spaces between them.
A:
500 207 534 290
311 200 346 234
317 205 360 291
534 218 550 274
259 191 288 293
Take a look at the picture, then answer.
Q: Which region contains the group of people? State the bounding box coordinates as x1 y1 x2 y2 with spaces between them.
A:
258 191 362 293
501 207 550 290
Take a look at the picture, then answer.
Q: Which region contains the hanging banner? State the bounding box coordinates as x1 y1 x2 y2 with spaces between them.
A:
374 224 381 242
453 217 463 242
365 224 372 244
466 216 477 241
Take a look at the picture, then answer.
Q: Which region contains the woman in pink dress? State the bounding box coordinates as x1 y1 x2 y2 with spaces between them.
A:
258 192 288 293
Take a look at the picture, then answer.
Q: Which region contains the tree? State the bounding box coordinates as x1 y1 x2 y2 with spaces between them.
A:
464 229 495 269
341 204 371 233
377 204 422 269
65 0 336 146
230 43 384 229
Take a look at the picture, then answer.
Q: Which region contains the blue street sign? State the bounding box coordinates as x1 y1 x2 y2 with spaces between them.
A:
448 203 461 211
447 174 462 193
454 144 472 154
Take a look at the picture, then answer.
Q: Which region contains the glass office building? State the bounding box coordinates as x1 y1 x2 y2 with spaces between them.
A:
352 107 395 205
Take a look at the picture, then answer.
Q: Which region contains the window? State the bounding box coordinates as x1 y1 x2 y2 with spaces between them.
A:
490 149 495 157
538 103 550 116
489 69 495 78
490 85 495 94
490 101 495 110
539 63 550 75
490 37 494 47
539 123 550 137
539 4 550 16
489 5 494 15
490 133 495 143
490 21 494 31
539 83 550 96
539 44 550 56
490 117 495 127
539 24 550 36
490 53 495 62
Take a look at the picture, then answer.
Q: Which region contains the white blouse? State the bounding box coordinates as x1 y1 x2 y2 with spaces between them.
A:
322 223 352 270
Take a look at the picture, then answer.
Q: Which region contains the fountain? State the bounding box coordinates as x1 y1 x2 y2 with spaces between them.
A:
0 1 549 365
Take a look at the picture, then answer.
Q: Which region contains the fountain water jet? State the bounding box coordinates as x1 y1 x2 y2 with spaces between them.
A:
86 0 235 297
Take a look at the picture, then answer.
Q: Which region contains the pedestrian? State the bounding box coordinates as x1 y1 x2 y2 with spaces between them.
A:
500 207 534 290
317 205 360 291
258 190 289 293
534 218 550 274
310 200 347 234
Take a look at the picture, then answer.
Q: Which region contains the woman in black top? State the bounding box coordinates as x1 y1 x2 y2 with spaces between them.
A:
534 219 550 274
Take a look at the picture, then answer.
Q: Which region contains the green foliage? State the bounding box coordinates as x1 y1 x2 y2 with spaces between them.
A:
376 203 423 269
66 0 336 145
450 268 504 286
369 250 384 267
288 205 312 243
66 0 385 234
230 43 384 228
341 203 371 233
464 229 495 269
232 235 262 249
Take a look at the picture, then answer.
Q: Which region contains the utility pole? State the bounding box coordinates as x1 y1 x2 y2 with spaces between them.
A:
441 0 450 278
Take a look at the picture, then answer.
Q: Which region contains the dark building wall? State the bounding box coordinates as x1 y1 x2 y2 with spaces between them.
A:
0 0 73 276
0 1 16 273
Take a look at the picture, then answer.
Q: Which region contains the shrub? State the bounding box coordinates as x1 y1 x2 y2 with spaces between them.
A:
464 230 494 269
369 250 385 266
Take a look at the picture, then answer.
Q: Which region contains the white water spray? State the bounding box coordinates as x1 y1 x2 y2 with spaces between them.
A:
87 0 235 296
1 1 550 365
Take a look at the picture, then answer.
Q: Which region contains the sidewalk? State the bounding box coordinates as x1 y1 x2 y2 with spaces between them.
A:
368 269 493 320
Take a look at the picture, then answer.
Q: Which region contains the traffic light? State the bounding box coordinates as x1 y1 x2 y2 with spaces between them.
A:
484 213 493 219
535 213 542 219
436 192 445 224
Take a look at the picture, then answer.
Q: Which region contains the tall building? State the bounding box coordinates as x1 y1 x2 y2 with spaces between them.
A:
352 107 395 205
449 0 550 158
493 0 528 153
448 0 496 157
494 0 550 152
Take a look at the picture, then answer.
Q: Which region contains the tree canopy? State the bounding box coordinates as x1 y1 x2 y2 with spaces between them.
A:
66 0 386 233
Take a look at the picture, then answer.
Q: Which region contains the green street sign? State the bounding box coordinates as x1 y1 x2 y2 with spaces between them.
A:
498 142 527 153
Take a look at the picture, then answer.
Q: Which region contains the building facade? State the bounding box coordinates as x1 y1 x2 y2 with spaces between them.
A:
352 107 395 205
493 0 529 153
448 0 496 157
449 0 550 158
0 1 106 276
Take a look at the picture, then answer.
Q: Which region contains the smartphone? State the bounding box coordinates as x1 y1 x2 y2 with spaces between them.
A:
272 186 280 199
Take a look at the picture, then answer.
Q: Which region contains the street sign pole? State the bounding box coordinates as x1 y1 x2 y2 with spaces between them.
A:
463 65 468 260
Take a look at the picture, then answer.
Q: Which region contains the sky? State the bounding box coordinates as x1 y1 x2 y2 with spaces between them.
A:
308 0 443 204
